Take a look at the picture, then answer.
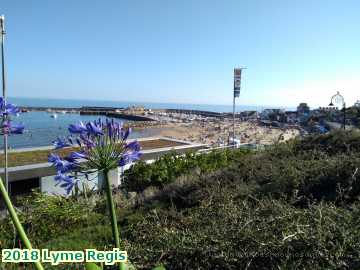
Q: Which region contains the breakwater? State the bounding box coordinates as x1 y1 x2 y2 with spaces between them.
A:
165 109 223 118
20 106 79 111
165 109 244 119
20 106 228 120
19 105 253 120
80 111 155 121
20 106 156 122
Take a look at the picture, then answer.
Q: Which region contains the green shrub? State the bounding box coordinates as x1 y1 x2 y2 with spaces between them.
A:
292 129 360 155
124 186 360 270
0 191 104 248
221 148 360 204
123 149 250 192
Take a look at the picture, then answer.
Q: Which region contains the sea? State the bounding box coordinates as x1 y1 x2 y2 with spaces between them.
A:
1 97 295 149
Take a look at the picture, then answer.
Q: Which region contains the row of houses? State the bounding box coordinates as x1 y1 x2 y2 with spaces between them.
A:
238 103 310 124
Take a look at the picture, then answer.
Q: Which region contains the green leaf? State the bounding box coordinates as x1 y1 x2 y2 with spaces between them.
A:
125 261 137 270
85 262 102 270
151 266 166 270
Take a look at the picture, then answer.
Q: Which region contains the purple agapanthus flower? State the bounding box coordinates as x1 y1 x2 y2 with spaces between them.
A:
68 121 87 134
80 133 96 148
119 150 142 166
0 97 21 116
1 121 24 135
86 121 104 136
0 98 24 136
55 173 73 184
49 118 142 195
55 173 78 195
48 153 61 163
69 151 88 160
53 137 71 149
125 140 141 152
5 104 20 115
121 128 131 141
48 153 77 173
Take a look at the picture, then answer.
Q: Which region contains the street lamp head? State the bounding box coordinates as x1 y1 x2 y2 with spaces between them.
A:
329 91 345 108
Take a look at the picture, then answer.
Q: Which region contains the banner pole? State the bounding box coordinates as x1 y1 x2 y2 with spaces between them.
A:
233 91 235 148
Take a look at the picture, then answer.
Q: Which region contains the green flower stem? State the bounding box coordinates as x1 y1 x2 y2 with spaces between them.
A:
104 170 125 270
0 177 44 270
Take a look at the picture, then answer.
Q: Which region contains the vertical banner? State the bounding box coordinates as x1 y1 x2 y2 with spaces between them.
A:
234 68 242 98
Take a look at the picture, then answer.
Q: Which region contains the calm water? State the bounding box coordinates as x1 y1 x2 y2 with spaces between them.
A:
1 97 295 149
0 111 153 149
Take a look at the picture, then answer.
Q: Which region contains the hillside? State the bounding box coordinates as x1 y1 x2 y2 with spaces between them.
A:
1 130 360 269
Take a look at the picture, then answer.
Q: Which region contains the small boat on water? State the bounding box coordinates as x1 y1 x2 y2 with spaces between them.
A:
50 113 58 119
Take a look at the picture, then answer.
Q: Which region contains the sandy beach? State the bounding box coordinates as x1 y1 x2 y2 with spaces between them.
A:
130 118 300 147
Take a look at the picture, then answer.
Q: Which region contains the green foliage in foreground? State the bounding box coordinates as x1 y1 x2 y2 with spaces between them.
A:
125 189 360 269
0 192 105 248
123 149 250 192
1 130 360 269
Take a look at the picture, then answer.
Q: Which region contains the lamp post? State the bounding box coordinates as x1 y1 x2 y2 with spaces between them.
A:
0 15 9 191
329 91 346 130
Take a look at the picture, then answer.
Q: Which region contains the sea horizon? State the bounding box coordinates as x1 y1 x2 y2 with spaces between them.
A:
7 96 296 113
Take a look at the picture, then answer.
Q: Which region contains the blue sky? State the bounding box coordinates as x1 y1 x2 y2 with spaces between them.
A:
2 0 360 107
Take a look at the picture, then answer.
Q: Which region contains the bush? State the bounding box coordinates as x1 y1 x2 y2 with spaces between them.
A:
0 191 104 248
124 186 360 270
220 151 360 204
123 149 250 192
292 129 360 155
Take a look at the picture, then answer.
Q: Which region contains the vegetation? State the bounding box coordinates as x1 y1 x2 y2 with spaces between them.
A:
345 106 360 127
123 149 250 192
1 130 360 269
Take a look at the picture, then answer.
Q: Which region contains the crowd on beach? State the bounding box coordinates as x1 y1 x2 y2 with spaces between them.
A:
157 120 300 147
128 111 300 147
